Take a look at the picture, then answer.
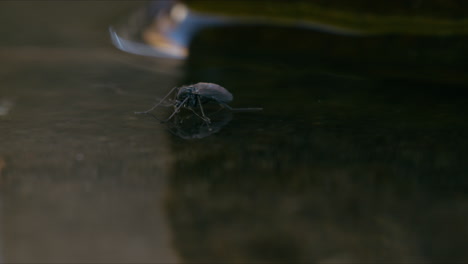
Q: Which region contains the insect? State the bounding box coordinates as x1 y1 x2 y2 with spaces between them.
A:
135 82 262 123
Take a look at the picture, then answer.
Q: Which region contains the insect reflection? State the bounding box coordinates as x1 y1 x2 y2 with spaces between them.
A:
147 107 233 139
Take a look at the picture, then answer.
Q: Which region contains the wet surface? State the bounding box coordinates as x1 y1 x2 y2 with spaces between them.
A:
168 26 468 262
0 1 179 262
1 1 468 263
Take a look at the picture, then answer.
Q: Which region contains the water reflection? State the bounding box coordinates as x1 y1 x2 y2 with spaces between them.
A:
162 108 232 140
164 26 468 262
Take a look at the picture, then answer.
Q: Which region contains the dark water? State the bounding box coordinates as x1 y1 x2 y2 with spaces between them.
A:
167 26 468 263
1 1 468 263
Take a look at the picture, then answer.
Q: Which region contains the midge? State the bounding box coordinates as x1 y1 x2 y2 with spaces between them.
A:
135 82 262 123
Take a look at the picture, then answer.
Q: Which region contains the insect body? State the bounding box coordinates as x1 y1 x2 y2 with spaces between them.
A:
135 82 261 124
176 83 233 107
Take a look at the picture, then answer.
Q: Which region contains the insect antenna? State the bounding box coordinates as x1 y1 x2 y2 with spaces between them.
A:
135 86 179 114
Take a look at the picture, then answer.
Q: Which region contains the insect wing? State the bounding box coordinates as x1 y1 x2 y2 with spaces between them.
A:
196 83 233 103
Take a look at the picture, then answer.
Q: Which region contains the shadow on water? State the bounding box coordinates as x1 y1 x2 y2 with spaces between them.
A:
166 26 468 263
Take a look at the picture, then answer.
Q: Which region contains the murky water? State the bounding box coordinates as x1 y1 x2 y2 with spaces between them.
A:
1 1 468 263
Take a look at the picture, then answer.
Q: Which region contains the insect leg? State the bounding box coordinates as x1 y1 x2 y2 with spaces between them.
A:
135 86 179 114
219 102 263 112
188 107 205 121
165 96 189 122
197 95 211 124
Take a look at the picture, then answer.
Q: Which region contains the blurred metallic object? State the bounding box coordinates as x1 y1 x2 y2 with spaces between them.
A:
110 0 229 59
110 0 359 60
111 0 468 60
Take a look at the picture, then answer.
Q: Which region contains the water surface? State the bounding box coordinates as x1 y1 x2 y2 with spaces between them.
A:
0 1 468 263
